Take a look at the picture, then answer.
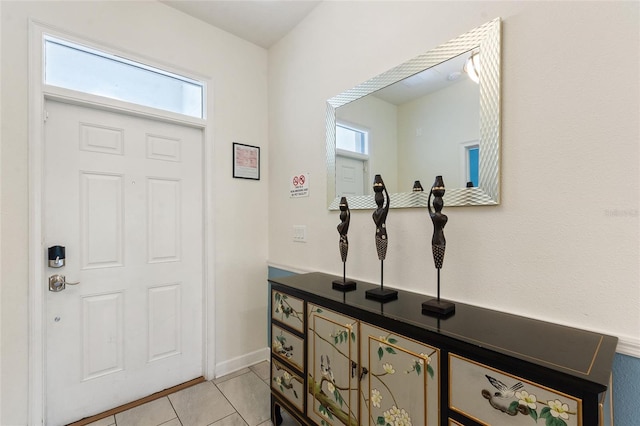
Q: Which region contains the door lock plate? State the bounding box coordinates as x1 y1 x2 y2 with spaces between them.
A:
48 274 80 292
49 274 66 292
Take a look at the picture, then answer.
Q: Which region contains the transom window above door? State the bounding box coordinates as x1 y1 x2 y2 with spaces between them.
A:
44 35 205 118
336 123 368 155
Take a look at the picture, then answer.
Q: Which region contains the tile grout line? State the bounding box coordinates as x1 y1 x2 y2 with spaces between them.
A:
209 411 244 426
164 395 183 426
215 366 272 426
91 363 272 426
213 370 254 426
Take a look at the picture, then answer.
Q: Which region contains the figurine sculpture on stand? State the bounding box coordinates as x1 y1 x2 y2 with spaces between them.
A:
332 197 357 291
366 175 398 302
422 176 455 316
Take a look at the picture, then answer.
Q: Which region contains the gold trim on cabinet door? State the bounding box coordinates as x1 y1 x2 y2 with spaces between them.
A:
357 320 362 426
366 335 430 426
361 321 441 426
271 323 305 372
598 373 614 426
272 358 305 412
362 323 442 424
271 289 305 333
448 353 583 426
309 309 358 426
442 332 604 376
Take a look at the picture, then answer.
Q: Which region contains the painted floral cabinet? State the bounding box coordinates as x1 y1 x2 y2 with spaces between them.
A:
307 304 359 426
270 289 306 425
449 354 582 426
269 273 617 426
272 358 305 413
360 323 440 426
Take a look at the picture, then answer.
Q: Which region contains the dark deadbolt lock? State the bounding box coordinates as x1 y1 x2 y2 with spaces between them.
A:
48 245 65 268
47 245 80 292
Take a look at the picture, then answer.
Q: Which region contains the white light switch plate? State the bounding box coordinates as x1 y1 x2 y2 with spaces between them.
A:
293 225 306 242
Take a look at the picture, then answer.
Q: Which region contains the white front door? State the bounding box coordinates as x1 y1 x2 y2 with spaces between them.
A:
43 100 204 425
336 154 367 197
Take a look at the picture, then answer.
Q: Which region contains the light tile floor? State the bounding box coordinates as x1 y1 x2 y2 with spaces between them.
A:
86 361 298 426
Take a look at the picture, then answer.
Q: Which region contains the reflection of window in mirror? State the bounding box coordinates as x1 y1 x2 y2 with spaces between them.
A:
336 123 370 197
336 123 368 154
328 18 501 209
460 141 479 188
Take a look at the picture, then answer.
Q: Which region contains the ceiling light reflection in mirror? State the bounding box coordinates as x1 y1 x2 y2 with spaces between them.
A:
327 18 501 210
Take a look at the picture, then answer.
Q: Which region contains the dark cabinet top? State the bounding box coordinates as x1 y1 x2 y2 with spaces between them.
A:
269 272 617 392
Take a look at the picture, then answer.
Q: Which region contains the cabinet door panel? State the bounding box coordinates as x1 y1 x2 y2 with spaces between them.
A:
360 323 440 426
272 289 305 333
272 323 305 372
449 354 582 426
307 304 358 426
272 359 305 413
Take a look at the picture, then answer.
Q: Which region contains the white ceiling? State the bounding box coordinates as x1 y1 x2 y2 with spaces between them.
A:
373 52 473 105
160 0 474 103
160 0 322 49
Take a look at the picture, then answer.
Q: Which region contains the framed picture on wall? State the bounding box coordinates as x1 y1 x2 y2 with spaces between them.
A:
232 142 260 180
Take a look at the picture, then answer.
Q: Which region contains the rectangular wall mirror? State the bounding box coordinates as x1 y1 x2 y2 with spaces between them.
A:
327 18 501 209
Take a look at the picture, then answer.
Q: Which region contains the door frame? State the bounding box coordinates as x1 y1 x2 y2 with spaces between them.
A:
27 21 217 425
335 149 370 197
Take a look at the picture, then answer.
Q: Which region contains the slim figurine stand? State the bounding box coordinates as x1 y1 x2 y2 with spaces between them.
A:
365 175 398 302
421 269 454 316
332 197 356 291
422 176 455 317
365 260 398 302
332 262 356 291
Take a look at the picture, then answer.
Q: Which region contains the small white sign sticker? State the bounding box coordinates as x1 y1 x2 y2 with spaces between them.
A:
290 173 309 198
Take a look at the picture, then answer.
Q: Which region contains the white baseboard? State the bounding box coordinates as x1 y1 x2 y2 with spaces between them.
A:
215 347 270 379
616 336 640 359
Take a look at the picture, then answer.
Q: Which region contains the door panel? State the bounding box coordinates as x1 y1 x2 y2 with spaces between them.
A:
44 100 203 425
360 323 440 426
307 304 359 426
81 292 124 380
80 172 124 268
147 178 181 262
336 155 366 197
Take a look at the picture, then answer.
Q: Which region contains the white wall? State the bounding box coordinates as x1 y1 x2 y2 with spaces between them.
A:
398 79 479 188
336 95 399 192
336 78 478 192
268 0 639 354
0 1 268 424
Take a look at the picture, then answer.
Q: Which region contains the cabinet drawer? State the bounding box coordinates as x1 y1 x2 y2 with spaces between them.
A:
272 358 305 413
272 323 304 372
271 289 304 333
449 354 582 426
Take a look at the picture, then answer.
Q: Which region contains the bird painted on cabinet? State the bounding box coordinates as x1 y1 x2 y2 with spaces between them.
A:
320 355 335 383
485 375 524 398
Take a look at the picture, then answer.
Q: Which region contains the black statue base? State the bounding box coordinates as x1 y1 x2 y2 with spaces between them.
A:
332 279 357 292
422 298 455 317
366 287 398 302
